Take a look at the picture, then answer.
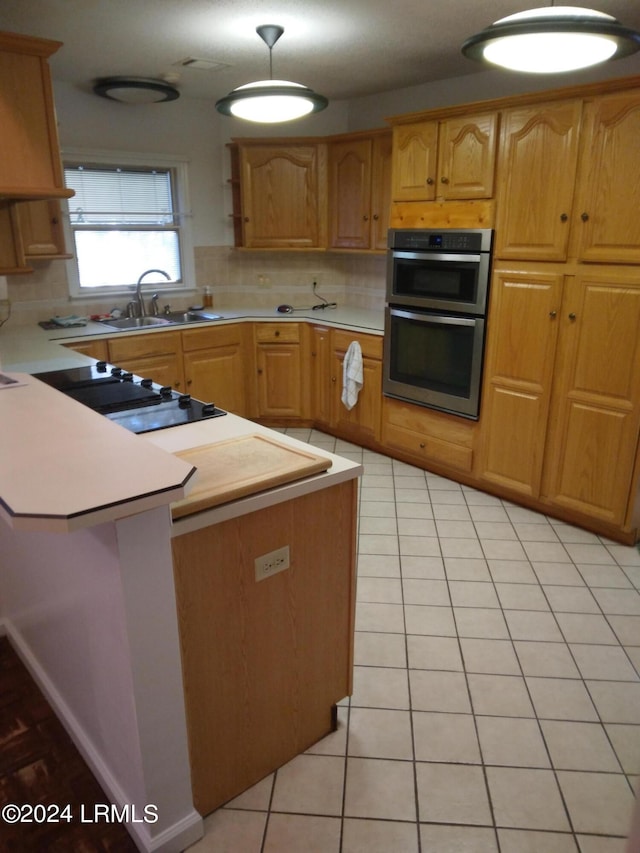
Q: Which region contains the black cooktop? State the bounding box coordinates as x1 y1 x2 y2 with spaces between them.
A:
34 362 227 433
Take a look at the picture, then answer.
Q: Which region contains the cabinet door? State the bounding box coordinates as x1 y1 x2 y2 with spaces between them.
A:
478 267 563 497
574 92 640 264
437 113 498 200
240 145 323 249
256 344 302 417
110 353 185 391
332 354 382 442
542 272 640 527
63 339 109 361
16 199 70 258
0 33 68 197
329 138 372 250
183 346 247 417
370 132 393 250
391 121 438 202
310 326 333 427
494 101 582 262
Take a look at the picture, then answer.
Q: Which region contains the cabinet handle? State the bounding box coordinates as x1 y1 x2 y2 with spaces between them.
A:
373 213 379 220
244 216 250 222
363 214 369 221
549 310 557 318
560 213 568 222
274 330 280 337
581 212 589 222
440 176 449 184
426 177 434 185
568 312 577 321
419 442 425 449
331 376 336 382
257 368 263 374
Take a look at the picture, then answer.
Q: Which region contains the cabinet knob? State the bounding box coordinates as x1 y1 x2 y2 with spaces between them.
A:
373 213 379 220
184 380 189 387
440 176 449 184
426 177 434 185
560 213 568 222
581 212 589 222
244 216 250 222
51 217 59 225
419 442 425 449
257 368 263 374
568 312 577 321
331 376 336 383
274 330 280 337
363 214 369 221
549 310 557 318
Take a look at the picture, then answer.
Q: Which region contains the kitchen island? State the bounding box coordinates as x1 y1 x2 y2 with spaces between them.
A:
0 341 362 852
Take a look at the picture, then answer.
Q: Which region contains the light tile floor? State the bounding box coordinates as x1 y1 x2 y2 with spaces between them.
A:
188 431 640 853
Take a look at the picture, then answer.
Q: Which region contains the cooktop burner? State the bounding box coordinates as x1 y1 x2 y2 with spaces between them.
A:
34 361 227 433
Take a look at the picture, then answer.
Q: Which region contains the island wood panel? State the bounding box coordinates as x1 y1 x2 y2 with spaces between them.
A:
172 479 358 815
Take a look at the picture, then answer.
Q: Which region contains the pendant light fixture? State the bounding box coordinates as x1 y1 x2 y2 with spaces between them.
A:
216 25 328 122
462 5 640 73
93 76 180 103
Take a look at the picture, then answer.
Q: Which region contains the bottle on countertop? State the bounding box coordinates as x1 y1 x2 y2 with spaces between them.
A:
203 286 213 308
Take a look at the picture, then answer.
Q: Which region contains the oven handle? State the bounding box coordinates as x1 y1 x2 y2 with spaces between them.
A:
390 307 478 327
390 250 483 264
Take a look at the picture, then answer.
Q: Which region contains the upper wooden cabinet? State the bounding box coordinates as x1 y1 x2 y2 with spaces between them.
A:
328 131 392 251
15 199 72 259
237 142 327 249
391 113 498 203
0 31 72 200
572 91 640 265
494 101 582 262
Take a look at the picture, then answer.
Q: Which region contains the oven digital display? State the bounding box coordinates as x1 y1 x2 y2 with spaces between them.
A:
429 235 443 248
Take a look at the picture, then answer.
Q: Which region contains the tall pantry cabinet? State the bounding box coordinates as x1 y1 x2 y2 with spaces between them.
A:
479 85 640 536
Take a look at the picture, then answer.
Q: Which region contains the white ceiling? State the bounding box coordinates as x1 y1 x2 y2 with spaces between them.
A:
2 1 640 103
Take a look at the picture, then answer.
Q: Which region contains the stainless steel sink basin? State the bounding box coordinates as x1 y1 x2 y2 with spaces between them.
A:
97 316 174 330
161 310 223 324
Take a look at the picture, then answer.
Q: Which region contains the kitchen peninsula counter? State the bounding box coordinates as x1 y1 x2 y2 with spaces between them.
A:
0 319 362 853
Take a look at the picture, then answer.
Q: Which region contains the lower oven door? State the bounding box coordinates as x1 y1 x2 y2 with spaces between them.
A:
383 306 486 419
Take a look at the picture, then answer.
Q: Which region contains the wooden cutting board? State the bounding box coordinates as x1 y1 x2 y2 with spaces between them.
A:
171 433 332 519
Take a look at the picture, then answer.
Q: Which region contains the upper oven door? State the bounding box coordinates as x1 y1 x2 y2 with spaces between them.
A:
387 250 491 314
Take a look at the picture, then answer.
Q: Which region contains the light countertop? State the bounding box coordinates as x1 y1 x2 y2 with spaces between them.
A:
0 308 368 534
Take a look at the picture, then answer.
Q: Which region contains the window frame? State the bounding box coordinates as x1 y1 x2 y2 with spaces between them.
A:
62 147 195 300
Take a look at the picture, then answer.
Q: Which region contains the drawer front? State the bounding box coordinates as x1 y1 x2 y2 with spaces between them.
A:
182 323 243 352
255 322 300 343
333 329 383 360
384 422 473 473
108 330 180 362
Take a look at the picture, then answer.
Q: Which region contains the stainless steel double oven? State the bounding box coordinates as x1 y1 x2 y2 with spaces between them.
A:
383 228 493 420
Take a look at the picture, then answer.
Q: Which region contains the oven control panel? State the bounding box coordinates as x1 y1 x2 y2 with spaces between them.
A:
388 228 493 253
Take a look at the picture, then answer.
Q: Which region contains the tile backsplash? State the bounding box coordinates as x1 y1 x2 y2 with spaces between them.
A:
5 247 387 326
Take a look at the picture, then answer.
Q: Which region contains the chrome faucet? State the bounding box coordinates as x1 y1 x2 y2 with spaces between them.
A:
135 269 171 316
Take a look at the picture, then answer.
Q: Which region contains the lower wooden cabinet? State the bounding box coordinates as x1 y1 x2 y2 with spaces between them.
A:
383 397 475 473
254 323 303 419
331 329 382 443
108 331 185 391
172 480 357 815
541 270 640 528
63 338 108 361
182 324 248 416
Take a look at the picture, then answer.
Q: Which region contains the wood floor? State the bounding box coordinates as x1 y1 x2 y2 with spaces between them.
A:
0 636 138 852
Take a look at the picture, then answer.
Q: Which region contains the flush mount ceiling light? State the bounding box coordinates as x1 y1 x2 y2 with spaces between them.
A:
216 24 328 122
462 5 640 73
93 76 180 104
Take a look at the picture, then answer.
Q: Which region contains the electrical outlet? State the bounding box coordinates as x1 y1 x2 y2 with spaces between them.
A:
255 545 290 582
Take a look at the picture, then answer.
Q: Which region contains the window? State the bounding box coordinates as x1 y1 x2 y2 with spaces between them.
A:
62 150 193 297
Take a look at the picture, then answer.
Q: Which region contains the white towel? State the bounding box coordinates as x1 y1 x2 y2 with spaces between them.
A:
341 341 363 411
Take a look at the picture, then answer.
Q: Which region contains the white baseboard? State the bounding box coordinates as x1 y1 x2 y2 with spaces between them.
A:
2 619 203 853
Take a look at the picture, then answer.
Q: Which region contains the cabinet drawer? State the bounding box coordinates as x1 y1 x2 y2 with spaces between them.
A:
383 399 475 473
333 329 383 360
182 323 242 352
108 330 181 362
255 322 300 343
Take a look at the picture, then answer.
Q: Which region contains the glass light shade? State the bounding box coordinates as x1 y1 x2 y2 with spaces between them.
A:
462 6 640 73
216 79 328 123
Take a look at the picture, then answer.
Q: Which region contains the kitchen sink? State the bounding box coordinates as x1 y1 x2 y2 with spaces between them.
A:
97 311 222 330
97 316 174 330
161 310 223 324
